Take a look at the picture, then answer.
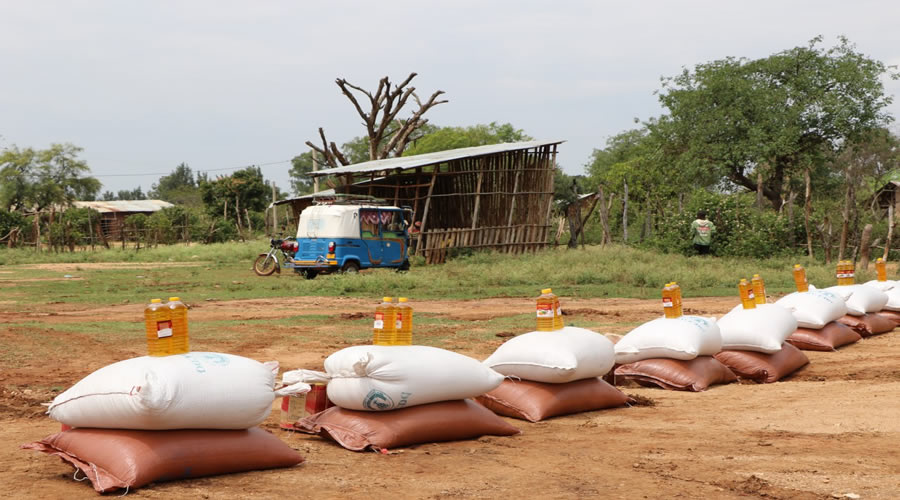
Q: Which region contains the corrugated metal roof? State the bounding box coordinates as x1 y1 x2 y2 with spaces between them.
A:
308 140 565 178
73 200 174 213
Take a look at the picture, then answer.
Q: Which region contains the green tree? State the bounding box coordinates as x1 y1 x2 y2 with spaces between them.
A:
150 163 201 206
0 143 100 212
199 166 269 232
403 122 531 156
656 36 897 210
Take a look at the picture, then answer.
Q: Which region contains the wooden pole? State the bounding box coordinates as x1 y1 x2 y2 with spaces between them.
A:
859 223 874 270
416 166 439 256
623 177 629 244
884 202 894 260
804 168 814 259
471 171 483 229
271 181 277 236
312 150 319 193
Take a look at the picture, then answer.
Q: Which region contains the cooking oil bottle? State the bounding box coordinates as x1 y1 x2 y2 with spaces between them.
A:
876 258 887 282
395 297 413 345
793 264 809 292
536 289 557 331
145 298 171 356
165 297 190 355
373 297 396 346
751 274 766 305
837 260 855 286
662 283 677 318
672 281 683 317
553 293 564 330
738 279 756 310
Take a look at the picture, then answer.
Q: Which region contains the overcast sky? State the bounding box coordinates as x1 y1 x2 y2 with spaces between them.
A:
2 1 899 195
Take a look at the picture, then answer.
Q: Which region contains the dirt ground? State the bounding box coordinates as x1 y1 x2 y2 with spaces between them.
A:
2 295 899 499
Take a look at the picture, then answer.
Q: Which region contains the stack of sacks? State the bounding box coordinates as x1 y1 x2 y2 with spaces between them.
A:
862 279 900 326
289 345 519 451
22 353 307 494
478 327 627 422
613 316 737 392
825 284 894 337
777 287 862 351
713 304 809 383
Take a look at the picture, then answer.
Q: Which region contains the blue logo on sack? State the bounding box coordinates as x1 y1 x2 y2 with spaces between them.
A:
363 390 395 410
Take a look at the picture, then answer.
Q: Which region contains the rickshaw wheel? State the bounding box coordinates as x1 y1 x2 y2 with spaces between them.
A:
341 261 360 274
253 255 278 276
303 270 318 280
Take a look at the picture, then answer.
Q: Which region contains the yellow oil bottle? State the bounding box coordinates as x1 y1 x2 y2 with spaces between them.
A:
165 297 190 355
751 274 766 305
536 289 556 331
793 264 809 292
145 298 171 356
672 281 683 317
738 279 756 310
373 297 396 346
837 260 855 286
395 297 413 345
876 258 887 282
662 283 677 318
553 293 564 330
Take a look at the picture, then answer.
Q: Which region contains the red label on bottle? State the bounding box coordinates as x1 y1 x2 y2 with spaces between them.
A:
156 320 173 338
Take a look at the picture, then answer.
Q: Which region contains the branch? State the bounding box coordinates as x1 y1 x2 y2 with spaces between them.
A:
383 89 448 156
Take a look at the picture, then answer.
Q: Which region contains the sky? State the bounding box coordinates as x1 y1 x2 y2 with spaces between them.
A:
2 1 900 196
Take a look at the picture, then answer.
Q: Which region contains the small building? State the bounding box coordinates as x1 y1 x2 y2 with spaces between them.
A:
73 200 174 240
305 140 564 263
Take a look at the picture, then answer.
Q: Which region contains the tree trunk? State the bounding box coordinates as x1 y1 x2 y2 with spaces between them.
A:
567 206 578 249
756 172 764 210
838 180 854 261
598 186 611 245
677 192 684 214
804 169 813 259
820 216 833 264
34 213 41 253
859 223 874 270
884 204 894 260
622 178 629 244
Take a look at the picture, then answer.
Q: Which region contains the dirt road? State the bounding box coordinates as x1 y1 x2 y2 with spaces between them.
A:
2 296 898 499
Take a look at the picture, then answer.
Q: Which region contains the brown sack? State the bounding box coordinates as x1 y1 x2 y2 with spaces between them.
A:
21 427 303 493
786 322 862 351
614 356 737 392
714 343 809 383
875 310 900 325
836 313 895 337
294 399 520 451
476 377 628 422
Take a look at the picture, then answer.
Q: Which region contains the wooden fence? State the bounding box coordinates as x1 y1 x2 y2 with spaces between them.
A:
420 224 550 264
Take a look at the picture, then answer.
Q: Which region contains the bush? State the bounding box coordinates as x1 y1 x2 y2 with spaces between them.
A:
643 192 804 258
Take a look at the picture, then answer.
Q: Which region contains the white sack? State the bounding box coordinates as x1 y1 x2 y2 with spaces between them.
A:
614 316 722 364
863 280 900 311
48 352 308 430
717 304 798 353
775 288 847 328
482 326 615 383
287 345 504 411
825 285 888 316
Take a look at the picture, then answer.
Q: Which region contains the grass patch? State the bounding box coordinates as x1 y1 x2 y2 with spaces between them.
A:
0 242 879 310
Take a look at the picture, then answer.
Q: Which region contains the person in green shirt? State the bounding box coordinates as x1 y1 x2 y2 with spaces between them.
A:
691 210 715 255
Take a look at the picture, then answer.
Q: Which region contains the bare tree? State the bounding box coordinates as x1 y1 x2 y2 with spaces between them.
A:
306 73 448 168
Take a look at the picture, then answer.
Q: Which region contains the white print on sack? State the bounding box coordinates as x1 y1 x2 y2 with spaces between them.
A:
156 320 173 338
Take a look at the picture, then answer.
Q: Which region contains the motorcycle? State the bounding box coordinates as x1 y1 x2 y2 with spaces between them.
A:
253 238 300 277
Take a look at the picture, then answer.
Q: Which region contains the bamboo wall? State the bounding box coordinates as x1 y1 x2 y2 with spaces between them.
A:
334 143 558 261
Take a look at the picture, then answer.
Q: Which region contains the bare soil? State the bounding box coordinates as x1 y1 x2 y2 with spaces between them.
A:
2 296 899 499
